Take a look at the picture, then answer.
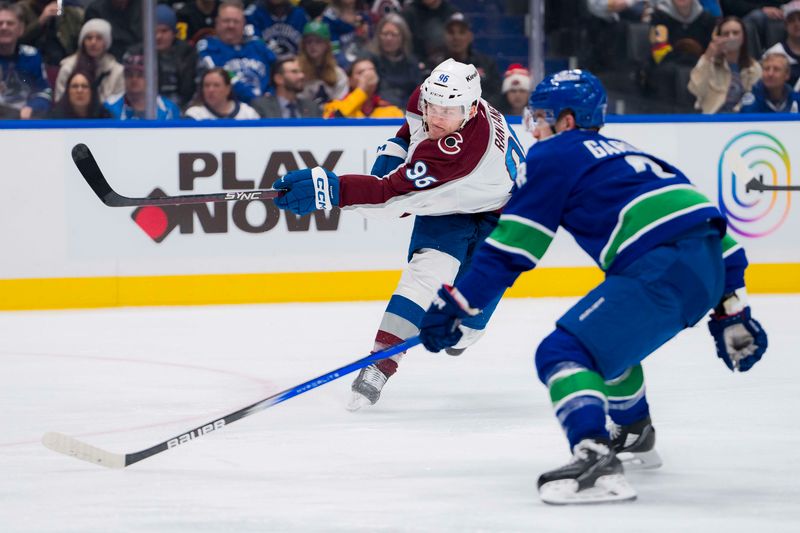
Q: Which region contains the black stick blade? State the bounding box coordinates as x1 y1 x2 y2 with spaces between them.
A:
745 177 799 192
72 143 126 206
71 143 282 208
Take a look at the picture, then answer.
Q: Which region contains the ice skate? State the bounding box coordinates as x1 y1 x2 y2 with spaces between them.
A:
609 416 662 470
537 439 637 505
347 364 389 411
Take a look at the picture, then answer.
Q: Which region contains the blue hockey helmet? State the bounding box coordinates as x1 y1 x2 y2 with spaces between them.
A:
525 69 607 130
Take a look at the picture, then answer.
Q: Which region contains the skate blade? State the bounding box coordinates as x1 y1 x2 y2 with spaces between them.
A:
346 391 373 412
618 449 663 470
539 474 637 505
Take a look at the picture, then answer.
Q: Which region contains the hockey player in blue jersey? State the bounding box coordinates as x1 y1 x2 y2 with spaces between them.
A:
417 70 768 505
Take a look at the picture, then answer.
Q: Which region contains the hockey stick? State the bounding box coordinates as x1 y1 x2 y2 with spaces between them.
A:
72 143 283 207
730 152 800 193
42 336 420 469
745 177 800 193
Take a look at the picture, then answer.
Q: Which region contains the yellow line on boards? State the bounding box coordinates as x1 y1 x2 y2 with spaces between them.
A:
0 264 797 311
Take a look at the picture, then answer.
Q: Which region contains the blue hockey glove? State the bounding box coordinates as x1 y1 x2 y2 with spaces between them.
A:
420 285 480 353
273 167 340 216
708 292 767 372
370 137 408 176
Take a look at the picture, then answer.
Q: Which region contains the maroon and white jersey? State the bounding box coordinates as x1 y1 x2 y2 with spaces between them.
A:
338 87 520 217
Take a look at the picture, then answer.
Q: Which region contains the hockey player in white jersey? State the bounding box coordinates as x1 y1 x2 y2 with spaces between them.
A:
272 58 525 409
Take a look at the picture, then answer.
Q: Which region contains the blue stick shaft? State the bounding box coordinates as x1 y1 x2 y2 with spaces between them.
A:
125 336 421 466
267 336 421 407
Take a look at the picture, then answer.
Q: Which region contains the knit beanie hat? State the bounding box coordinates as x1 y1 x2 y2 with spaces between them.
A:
784 0 800 17
501 64 531 94
156 4 177 32
79 18 113 53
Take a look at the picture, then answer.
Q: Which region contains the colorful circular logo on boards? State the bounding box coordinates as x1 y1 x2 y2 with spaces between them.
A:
717 131 792 238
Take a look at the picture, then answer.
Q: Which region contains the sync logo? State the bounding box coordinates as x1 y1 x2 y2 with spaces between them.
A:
167 419 226 448
224 191 263 201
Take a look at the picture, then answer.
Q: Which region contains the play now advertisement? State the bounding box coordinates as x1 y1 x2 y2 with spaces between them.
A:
0 119 796 282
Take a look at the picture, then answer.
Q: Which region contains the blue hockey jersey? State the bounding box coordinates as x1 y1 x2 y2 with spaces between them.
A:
739 81 800 114
0 44 52 113
456 129 748 309
244 4 308 58
321 7 362 64
104 93 181 120
197 36 276 103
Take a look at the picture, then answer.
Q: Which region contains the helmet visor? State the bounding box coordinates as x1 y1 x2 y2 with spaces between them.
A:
523 106 556 132
423 101 468 122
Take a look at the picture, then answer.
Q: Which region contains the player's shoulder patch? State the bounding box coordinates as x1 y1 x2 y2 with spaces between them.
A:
437 133 464 155
741 92 755 106
196 38 210 52
18 44 38 57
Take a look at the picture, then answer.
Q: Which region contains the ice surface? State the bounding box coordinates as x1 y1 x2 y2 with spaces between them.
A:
1 296 798 532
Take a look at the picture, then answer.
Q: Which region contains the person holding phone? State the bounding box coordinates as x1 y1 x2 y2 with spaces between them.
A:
688 15 762 113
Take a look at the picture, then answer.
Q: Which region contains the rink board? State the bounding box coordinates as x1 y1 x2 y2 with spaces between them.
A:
0 116 797 310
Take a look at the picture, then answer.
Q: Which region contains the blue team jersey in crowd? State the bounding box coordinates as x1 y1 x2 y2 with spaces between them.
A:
244 4 308 58
321 8 371 66
197 36 277 103
740 81 800 114
0 44 52 112
104 94 181 120
457 128 747 309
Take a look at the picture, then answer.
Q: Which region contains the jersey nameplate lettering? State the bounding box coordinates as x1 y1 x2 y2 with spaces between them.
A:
583 139 637 159
488 105 507 152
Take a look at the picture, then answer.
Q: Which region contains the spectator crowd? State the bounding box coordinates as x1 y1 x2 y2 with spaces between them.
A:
583 0 800 114
0 0 797 121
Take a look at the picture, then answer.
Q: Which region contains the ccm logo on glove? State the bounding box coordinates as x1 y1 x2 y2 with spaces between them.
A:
312 167 333 210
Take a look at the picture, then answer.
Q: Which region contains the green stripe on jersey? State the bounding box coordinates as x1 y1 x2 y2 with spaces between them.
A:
549 369 607 407
601 186 714 269
605 364 644 400
721 233 741 258
486 215 554 265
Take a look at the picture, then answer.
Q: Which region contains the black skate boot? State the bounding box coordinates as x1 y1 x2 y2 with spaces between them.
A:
347 363 391 411
609 416 662 470
537 438 637 505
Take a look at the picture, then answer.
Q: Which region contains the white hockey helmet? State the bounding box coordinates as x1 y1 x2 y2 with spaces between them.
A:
420 58 482 130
